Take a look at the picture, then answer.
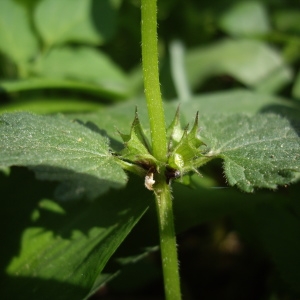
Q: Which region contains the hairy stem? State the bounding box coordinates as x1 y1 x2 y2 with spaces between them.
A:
154 178 181 300
141 1 181 299
141 0 167 162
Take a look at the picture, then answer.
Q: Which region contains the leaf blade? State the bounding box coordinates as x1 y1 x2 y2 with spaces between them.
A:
0 171 150 300
34 0 117 47
0 112 127 200
199 114 300 191
0 0 38 70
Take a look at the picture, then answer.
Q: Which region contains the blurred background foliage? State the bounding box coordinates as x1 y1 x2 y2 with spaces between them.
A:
1 0 300 299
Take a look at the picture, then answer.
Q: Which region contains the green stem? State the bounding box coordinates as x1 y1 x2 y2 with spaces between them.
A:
154 178 181 300
141 0 167 162
141 1 181 299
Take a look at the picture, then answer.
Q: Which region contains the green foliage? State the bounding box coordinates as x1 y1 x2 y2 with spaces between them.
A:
0 169 150 299
0 0 130 98
200 113 300 191
1 0 300 299
0 0 38 75
34 0 116 47
0 112 127 200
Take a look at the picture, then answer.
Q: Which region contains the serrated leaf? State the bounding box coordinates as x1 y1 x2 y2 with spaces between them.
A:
0 0 38 69
65 90 300 152
199 114 300 192
34 0 117 47
61 95 300 192
0 112 127 200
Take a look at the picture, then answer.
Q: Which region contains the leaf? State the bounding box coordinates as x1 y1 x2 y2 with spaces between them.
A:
62 94 300 192
0 0 38 69
179 89 300 119
0 77 128 99
35 46 131 98
219 1 270 36
34 0 117 47
66 90 300 152
0 98 101 114
0 168 150 299
185 39 292 93
292 69 300 100
199 113 300 192
66 99 151 152
0 112 127 200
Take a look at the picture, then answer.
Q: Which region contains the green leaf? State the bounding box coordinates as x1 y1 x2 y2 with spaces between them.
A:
0 0 38 74
35 46 130 98
292 69 300 100
66 90 300 152
66 99 151 151
62 93 300 192
0 112 127 200
199 113 300 192
0 98 101 114
0 169 150 299
185 39 292 93
34 0 117 47
220 1 270 37
0 77 128 99
179 89 300 119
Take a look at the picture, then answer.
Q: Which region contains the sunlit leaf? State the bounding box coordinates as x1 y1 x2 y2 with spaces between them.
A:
199 113 300 191
0 0 38 72
220 1 270 36
34 0 117 47
35 46 131 98
0 112 127 200
185 39 292 93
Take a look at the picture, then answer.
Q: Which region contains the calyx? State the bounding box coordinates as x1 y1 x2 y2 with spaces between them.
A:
117 108 209 188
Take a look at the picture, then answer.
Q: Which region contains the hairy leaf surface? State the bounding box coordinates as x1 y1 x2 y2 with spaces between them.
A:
67 98 300 191
199 114 300 191
0 112 127 200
